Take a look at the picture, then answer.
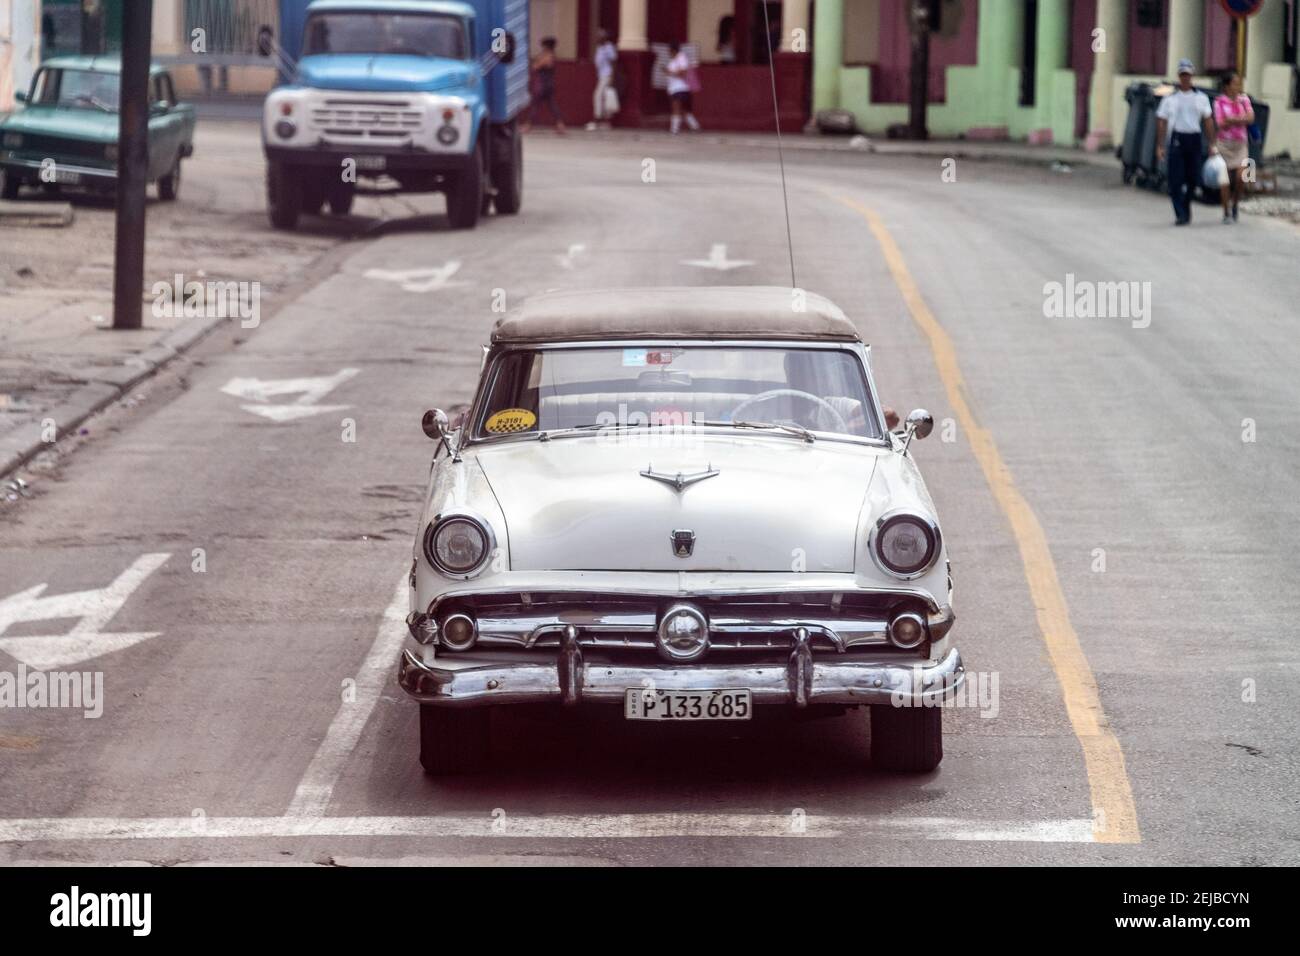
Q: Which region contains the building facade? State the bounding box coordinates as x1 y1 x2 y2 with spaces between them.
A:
813 0 1300 156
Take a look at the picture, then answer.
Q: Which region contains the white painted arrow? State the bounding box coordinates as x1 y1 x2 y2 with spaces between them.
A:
557 243 587 270
0 553 171 670
220 368 359 422
363 261 464 292
681 243 754 271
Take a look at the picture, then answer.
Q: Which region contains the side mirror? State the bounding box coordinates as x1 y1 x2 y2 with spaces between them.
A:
901 408 933 453
14 91 26 104
422 408 449 441
151 100 171 114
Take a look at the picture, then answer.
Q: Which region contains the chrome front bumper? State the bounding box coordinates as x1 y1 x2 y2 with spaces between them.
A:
399 643 965 709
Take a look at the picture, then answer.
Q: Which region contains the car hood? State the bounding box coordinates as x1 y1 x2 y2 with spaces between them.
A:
475 433 878 572
295 54 474 93
1 106 119 143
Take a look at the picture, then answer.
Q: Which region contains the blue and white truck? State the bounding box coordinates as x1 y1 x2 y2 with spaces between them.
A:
262 0 528 230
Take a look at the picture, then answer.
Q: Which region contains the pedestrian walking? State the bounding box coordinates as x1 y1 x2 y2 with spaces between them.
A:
522 36 566 134
1155 59 1215 226
1213 70 1254 223
666 41 701 135
587 30 619 131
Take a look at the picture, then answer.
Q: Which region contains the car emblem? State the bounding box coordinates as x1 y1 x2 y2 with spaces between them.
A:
671 529 696 557
640 463 719 493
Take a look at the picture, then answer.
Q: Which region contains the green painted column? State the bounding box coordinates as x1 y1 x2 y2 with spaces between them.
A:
974 0 1024 129
812 0 843 113
1034 0 1070 138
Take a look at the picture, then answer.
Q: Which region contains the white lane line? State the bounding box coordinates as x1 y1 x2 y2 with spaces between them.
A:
285 576 409 817
0 815 1097 843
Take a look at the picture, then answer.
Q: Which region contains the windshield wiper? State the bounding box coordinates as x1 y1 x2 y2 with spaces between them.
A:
695 419 815 443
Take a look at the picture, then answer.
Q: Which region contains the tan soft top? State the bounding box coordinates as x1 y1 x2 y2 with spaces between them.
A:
491 287 861 344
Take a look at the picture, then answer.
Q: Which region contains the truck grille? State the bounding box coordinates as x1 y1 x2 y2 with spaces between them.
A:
311 98 424 140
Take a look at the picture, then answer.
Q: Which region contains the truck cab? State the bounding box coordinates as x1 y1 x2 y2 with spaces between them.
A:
262 0 528 230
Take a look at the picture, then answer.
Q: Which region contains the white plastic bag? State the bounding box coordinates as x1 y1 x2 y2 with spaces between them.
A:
1202 153 1228 188
602 85 620 116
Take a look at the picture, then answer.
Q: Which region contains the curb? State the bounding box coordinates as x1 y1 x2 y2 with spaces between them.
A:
0 310 229 479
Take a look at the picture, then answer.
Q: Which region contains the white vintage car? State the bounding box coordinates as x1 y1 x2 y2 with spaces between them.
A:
399 287 963 773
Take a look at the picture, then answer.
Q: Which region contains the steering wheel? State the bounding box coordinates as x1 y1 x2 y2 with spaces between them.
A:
730 389 849 433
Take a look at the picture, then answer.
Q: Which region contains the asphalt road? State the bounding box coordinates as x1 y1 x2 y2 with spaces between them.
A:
1 128 1297 866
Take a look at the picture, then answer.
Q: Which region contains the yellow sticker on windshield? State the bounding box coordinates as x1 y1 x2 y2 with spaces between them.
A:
485 408 537 434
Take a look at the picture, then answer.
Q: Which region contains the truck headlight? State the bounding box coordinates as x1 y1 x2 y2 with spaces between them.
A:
275 119 296 140
436 124 459 146
424 515 492 576
871 512 940 579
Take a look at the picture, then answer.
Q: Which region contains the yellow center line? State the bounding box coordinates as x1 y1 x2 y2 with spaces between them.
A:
835 194 1140 844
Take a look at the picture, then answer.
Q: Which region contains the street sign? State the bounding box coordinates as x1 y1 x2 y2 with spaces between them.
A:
1217 0 1265 17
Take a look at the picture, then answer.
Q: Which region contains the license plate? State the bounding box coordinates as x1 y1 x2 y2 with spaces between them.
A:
354 155 386 171
624 688 752 721
53 168 81 184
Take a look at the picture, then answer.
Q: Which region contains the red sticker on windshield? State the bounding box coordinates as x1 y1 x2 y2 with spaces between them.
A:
646 350 675 365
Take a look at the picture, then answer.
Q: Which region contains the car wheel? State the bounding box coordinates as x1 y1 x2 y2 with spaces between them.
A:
266 159 301 230
491 121 523 215
419 704 490 775
158 156 182 201
0 169 19 200
445 135 485 230
869 703 943 772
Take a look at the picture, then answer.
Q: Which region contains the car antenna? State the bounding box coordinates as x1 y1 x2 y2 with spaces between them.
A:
760 2 797 289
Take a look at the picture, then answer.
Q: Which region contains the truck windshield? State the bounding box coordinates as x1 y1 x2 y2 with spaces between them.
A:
30 68 120 112
303 12 468 59
476 347 883 441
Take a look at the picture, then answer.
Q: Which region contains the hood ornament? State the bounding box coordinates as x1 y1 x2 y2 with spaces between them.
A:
640 463 719 493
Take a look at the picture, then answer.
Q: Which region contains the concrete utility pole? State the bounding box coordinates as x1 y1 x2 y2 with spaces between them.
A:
907 0 934 140
112 0 153 330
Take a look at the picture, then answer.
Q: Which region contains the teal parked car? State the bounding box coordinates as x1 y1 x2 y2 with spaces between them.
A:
0 56 196 201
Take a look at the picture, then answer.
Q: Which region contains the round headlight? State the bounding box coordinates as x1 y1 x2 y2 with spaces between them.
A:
873 513 939 578
424 516 489 575
274 119 296 140
436 124 459 145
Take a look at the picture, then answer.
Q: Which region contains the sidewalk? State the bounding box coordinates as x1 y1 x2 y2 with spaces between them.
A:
0 121 337 485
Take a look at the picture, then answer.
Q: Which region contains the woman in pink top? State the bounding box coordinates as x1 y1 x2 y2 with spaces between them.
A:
1213 71 1254 223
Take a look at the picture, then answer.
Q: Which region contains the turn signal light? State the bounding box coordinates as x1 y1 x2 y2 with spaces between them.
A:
440 611 478 651
887 611 927 650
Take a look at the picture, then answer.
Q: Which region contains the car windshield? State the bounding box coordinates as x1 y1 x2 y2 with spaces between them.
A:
30 68 120 111
303 12 468 58
476 346 882 440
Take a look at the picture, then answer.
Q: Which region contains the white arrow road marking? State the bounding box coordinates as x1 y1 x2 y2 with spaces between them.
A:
0 553 170 670
220 368 359 422
681 243 754 271
557 243 587 270
363 261 464 292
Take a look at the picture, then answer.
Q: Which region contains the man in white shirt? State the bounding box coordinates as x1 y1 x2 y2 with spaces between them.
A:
666 42 701 134
588 31 618 130
1155 58 1216 226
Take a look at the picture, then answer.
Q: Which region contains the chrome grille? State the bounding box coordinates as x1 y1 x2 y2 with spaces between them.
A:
311 98 424 140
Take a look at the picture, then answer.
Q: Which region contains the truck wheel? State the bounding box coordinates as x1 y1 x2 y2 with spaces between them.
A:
158 156 182 201
419 704 490 775
869 703 943 772
301 177 326 216
491 121 523 215
327 182 354 216
266 160 301 230
1 169 20 200
446 137 485 229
